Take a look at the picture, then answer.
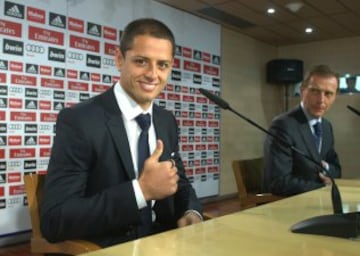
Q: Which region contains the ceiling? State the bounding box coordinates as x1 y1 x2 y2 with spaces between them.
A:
154 0 360 46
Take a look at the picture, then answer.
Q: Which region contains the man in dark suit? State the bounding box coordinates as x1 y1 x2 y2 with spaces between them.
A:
40 18 202 247
263 65 341 196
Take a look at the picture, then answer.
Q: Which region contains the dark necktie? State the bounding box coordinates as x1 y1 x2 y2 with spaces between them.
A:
134 113 152 237
135 113 151 172
313 122 322 152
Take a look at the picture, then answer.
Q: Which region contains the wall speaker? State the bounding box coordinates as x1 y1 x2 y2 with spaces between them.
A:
266 59 303 84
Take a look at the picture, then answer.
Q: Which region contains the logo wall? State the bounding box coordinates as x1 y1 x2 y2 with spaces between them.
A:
0 0 221 232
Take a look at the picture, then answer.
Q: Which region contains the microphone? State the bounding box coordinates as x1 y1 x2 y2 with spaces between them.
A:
347 105 360 116
199 88 359 239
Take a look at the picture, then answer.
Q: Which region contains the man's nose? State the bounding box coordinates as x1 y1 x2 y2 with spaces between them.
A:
145 64 157 78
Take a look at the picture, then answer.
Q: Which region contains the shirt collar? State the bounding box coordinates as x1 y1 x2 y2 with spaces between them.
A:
113 81 153 121
300 102 321 126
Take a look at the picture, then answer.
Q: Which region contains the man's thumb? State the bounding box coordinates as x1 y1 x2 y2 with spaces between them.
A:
150 139 163 161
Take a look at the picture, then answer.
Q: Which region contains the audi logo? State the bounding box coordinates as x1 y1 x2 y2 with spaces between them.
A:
8 123 23 130
7 161 22 168
39 159 49 165
68 51 84 60
9 87 24 94
26 44 45 54
103 58 115 66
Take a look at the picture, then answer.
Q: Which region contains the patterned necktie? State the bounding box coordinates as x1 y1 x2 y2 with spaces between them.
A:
313 122 322 152
134 113 152 237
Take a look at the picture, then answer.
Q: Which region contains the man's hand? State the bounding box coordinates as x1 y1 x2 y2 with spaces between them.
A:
177 212 202 227
138 140 179 201
319 160 332 185
319 172 332 185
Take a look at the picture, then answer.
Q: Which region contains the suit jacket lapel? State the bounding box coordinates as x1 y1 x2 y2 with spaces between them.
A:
296 107 321 161
102 87 135 180
152 106 168 162
320 121 330 156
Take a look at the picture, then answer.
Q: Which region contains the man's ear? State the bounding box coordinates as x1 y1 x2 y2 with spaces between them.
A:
114 46 123 71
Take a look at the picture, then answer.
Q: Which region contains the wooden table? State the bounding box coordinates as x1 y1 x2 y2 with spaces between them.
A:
80 180 360 256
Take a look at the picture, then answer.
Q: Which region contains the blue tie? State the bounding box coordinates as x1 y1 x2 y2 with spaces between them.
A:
313 122 322 152
135 113 152 237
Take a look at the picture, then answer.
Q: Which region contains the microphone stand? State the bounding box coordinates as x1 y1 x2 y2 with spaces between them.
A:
347 105 360 116
199 88 359 239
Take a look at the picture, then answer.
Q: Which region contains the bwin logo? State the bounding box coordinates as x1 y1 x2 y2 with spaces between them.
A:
25 88 38 98
3 39 23 56
0 161 6 171
86 54 101 68
79 93 90 101
53 91 65 100
26 44 45 54
25 124 38 133
0 124 7 133
48 47 66 62
193 74 202 84
0 86 8 96
171 70 181 81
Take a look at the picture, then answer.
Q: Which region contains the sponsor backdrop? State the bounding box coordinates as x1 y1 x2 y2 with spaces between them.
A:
0 0 221 245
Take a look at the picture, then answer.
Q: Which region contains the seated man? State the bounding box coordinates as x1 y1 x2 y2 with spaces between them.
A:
263 65 341 196
40 18 202 247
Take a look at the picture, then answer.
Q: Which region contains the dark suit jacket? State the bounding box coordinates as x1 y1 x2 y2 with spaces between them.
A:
263 105 341 196
40 85 202 247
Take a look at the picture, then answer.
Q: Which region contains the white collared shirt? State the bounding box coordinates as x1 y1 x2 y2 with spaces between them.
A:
113 82 156 210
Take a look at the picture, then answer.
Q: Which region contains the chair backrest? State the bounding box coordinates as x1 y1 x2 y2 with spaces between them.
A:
232 158 263 199
24 173 45 240
24 173 101 255
232 158 283 208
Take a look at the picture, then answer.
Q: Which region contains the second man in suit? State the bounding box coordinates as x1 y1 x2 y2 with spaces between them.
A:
263 64 341 196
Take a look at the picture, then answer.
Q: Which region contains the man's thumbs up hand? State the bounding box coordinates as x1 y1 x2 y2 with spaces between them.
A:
139 140 179 201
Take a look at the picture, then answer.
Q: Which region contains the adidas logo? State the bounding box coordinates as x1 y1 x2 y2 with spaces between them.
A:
0 99 7 108
5 2 24 19
103 75 111 83
25 136 36 145
0 60 8 70
88 23 101 37
54 68 65 77
80 72 89 80
51 15 65 28
0 137 5 146
26 65 38 74
54 102 64 110
26 100 37 109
